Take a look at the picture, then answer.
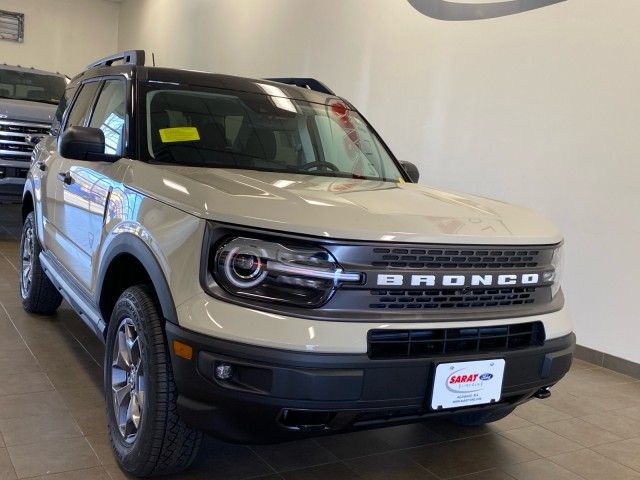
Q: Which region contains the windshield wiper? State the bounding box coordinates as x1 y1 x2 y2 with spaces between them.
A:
151 146 394 181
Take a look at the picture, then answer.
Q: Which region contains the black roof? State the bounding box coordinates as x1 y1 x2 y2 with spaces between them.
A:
145 67 334 104
72 50 341 105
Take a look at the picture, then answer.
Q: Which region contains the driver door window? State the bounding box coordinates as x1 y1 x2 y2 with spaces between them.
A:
88 80 127 156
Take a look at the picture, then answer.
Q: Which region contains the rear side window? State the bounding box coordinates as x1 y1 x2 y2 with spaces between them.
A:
88 80 127 155
52 84 78 136
64 81 100 131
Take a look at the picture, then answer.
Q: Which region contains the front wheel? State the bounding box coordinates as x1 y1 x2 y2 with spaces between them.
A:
105 285 202 477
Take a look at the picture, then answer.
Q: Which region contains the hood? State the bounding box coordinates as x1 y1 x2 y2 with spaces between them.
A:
0 98 56 124
123 163 562 245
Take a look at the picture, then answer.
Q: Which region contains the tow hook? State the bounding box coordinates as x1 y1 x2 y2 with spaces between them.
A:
534 387 552 399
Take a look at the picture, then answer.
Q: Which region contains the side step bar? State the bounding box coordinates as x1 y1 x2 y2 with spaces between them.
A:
39 251 106 341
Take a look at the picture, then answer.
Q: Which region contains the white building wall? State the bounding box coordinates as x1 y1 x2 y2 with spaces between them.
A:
0 0 120 76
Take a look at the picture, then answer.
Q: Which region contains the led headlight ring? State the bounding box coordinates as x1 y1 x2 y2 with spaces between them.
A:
223 245 268 288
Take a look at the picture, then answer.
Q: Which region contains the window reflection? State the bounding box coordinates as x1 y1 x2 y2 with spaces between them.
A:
101 112 125 154
89 80 126 156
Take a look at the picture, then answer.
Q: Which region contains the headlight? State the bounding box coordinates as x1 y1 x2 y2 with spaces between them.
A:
213 237 361 307
542 245 563 297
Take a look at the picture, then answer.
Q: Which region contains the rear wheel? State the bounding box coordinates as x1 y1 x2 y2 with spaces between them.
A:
105 285 202 477
450 406 516 426
19 212 62 314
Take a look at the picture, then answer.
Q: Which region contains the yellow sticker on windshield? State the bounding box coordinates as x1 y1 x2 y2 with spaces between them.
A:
159 127 200 143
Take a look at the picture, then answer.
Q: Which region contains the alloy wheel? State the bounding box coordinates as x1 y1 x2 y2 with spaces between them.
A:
20 225 34 298
111 317 145 444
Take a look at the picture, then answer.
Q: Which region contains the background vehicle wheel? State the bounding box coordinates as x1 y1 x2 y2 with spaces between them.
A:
105 285 202 477
449 406 516 426
19 211 62 314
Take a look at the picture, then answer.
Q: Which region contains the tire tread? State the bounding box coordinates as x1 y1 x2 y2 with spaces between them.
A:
20 212 62 315
107 285 202 476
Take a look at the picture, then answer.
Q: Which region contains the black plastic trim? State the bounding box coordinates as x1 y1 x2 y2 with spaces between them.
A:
58 126 105 160
39 251 105 338
86 50 145 69
166 321 575 442
96 233 178 326
264 77 335 95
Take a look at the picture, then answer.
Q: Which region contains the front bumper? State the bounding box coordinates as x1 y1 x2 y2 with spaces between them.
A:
176 291 573 353
166 322 575 443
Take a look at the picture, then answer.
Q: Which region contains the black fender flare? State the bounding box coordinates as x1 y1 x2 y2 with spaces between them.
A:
96 233 178 325
21 183 44 245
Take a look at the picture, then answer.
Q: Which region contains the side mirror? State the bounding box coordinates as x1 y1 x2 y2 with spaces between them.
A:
400 161 420 183
58 126 105 160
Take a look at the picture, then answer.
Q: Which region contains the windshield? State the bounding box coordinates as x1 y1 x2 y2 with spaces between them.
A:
0 70 66 104
143 85 405 182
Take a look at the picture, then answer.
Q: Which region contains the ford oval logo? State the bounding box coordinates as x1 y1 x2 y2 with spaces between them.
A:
479 373 493 381
408 0 567 21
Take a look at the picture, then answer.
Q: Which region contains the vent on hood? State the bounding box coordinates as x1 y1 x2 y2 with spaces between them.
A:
369 247 544 269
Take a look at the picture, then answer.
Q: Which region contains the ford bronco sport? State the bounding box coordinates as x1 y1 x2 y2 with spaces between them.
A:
20 51 574 476
0 64 66 202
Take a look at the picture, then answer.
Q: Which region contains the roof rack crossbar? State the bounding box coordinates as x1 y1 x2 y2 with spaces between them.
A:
265 77 335 95
86 50 145 70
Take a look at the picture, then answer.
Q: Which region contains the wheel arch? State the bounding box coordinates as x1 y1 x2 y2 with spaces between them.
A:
97 233 178 336
21 190 34 220
21 187 46 247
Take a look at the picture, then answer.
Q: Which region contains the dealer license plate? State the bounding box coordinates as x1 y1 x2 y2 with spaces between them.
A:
431 359 505 410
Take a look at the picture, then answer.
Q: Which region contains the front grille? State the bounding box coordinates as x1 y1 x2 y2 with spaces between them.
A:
0 119 50 161
369 247 543 269
369 287 537 310
323 242 557 315
368 321 545 359
0 166 29 179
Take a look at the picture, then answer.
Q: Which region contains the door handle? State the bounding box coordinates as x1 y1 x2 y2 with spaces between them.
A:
35 161 46 171
58 171 74 185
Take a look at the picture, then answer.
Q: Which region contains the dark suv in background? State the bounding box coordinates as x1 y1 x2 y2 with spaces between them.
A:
0 64 66 202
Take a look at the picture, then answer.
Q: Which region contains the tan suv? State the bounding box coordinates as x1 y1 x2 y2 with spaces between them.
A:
20 51 574 476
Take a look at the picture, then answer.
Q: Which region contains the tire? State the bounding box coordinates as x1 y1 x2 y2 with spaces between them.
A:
449 406 516 427
104 285 202 477
19 211 62 314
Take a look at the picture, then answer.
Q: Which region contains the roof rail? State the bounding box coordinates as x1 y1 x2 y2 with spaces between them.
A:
265 77 335 95
86 50 145 70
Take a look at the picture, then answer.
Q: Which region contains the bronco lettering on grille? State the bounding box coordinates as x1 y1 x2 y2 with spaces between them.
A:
376 273 541 287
